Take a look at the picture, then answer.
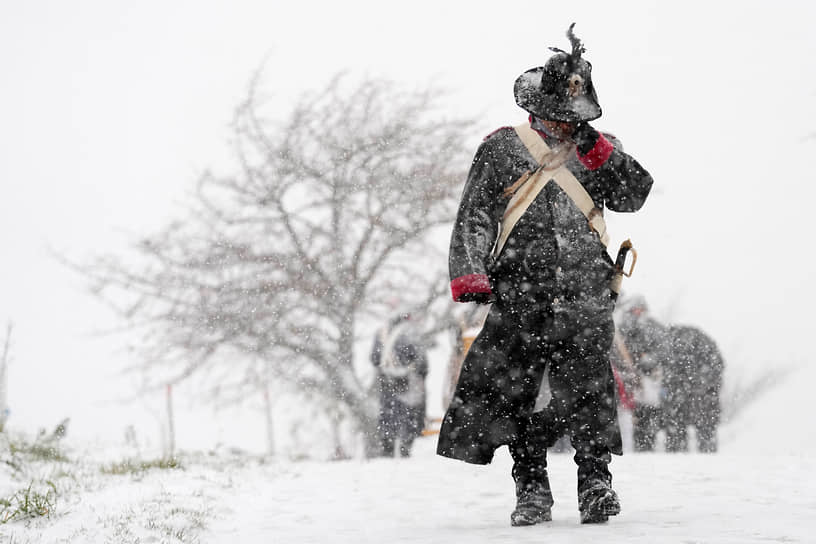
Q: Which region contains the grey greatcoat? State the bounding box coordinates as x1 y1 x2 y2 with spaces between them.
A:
663 325 724 452
437 121 653 465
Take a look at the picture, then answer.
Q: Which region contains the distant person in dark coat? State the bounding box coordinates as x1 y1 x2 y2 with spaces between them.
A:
663 325 724 453
371 312 428 458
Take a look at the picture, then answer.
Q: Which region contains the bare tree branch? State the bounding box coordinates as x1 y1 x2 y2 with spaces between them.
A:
75 70 475 451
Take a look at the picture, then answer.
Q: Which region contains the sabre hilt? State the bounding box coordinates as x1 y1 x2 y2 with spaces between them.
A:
615 239 637 278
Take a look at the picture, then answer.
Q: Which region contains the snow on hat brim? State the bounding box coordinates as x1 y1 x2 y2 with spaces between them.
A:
514 66 602 123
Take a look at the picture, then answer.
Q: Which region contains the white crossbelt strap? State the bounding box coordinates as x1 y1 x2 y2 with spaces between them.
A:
492 124 610 258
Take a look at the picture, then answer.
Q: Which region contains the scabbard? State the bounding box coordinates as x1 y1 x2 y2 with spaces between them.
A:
610 239 634 294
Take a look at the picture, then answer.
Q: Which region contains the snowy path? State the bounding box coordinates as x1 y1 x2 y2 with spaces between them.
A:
207 437 816 543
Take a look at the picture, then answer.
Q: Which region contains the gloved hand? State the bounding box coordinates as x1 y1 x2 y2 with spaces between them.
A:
571 122 601 155
457 292 493 304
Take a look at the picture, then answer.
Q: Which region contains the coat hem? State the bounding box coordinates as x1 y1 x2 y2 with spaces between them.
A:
435 445 495 465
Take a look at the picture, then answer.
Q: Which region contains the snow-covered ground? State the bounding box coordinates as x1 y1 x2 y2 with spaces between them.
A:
205 439 816 544
4 417 815 543
1 350 812 544
1 361 811 544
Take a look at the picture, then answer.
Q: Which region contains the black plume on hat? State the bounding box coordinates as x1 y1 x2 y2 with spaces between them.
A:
547 23 585 68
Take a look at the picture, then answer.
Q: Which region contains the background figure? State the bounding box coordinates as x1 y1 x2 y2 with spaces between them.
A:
614 295 671 451
663 325 724 452
443 304 490 410
370 312 428 457
608 331 638 453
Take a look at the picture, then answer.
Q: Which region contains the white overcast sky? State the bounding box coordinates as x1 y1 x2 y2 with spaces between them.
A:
1 0 814 449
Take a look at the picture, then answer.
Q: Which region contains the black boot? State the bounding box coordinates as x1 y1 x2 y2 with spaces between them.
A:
575 449 620 524
510 456 554 526
512 479 554 526
578 477 620 523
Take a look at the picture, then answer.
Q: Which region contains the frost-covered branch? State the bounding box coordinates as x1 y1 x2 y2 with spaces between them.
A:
76 70 475 451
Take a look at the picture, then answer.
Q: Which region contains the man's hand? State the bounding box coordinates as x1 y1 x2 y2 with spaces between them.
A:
571 122 601 155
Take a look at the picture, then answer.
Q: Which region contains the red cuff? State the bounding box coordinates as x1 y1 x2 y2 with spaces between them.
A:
577 133 614 170
451 274 492 302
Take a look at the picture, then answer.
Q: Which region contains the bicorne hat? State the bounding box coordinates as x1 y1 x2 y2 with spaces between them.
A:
514 23 602 123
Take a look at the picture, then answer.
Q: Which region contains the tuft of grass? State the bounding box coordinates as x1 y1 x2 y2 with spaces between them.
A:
0 480 58 524
100 457 182 475
8 442 69 463
4 433 69 464
168 506 207 530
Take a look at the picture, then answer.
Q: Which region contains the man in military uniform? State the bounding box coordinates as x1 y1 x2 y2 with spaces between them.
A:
437 24 654 525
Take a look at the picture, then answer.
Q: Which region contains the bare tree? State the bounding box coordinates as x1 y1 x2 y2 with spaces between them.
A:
81 72 473 453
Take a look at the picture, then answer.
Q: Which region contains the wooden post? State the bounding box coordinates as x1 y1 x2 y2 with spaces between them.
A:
263 385 275 456
166 383 175 458
0 323 11 432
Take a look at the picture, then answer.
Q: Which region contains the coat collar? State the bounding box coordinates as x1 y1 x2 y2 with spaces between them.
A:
529 114 566 143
